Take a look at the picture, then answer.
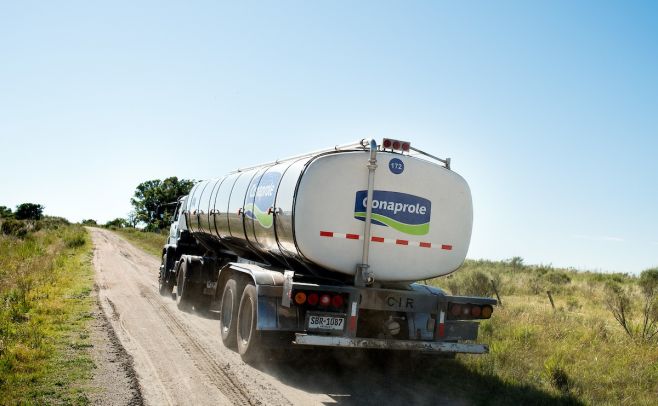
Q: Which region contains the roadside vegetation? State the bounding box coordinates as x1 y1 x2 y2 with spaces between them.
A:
113 227 167 258
0 214 95 404
428 259 658 405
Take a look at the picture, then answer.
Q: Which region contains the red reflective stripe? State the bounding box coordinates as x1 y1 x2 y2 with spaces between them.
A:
348 316 358 332
371 236 385 243
346 233 360 240
320 231 334 237
396 239 408 245
420 242 432 248
439 323 445 337
441 244 453 250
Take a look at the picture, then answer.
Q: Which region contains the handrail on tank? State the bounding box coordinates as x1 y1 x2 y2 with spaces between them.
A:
230 139 452 173
408 146 451 170
231 140 369 173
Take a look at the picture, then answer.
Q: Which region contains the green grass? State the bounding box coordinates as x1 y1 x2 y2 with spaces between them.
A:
113 227 166 258
426 259 658 405
0 221 95 404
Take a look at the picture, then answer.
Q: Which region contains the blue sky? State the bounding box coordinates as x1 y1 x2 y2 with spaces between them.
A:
1 1 656 273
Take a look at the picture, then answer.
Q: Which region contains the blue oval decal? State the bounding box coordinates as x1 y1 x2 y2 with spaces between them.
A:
389 158 404 175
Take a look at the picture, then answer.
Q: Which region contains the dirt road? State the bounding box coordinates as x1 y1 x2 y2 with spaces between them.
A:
90 228 467 405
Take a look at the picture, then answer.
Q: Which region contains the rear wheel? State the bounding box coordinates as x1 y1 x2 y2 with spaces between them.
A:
237 283 264 363
176 261 194 311
159 253 175 296
219 277 241 349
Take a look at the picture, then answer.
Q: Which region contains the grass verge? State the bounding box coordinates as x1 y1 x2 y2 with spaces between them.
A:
112 227 166 258
0 222 95 404
427 259 658 405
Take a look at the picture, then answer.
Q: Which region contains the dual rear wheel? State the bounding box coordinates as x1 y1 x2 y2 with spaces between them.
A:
219 277 263 362
175 260 207 311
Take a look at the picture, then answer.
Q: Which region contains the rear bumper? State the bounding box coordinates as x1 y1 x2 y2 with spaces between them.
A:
294 334 488 354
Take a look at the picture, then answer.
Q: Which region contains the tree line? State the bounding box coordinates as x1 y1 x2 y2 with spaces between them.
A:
3 178 195 233
91 177 195 232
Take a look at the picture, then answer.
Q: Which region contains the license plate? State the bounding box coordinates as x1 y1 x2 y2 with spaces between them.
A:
308 314 345 331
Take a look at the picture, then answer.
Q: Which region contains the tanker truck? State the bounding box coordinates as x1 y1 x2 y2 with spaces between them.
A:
158 138 496 362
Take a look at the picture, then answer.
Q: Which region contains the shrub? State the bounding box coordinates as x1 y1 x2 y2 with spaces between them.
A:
38 216 70 230
65 234 86 248
1 219 29 238
463 270 494 296
546 271 571 285
14 203 44 221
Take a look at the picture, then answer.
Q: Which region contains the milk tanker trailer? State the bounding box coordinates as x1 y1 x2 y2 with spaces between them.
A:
158 138 496 361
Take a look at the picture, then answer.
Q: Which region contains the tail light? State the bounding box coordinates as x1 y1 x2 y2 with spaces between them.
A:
382 138 411 152
332 295 344 308
471 305 482 317
448 303 494 320
319 294 331 307
450 304 462 317
292 290 347 310
294 292 307 305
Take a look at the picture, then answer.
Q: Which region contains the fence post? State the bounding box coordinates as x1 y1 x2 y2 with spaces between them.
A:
491 279 503 307
547 290 555 311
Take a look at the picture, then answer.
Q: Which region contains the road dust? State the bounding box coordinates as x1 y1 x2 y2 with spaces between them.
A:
89 228 468 405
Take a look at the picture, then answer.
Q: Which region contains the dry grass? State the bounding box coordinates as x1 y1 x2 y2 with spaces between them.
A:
427 260 658 405
0 222 95 404
112 227 166 258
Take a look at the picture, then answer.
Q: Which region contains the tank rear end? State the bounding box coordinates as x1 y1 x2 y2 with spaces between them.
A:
294 150 473 282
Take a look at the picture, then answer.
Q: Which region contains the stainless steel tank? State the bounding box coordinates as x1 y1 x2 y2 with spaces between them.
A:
185 144 473 282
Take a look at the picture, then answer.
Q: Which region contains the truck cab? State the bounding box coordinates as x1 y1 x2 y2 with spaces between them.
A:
167 196 188 247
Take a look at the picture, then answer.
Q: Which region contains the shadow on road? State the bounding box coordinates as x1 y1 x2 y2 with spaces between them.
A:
176 303 582 405
252 348 583 406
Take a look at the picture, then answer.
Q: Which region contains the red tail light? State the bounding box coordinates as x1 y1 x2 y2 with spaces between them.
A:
319 294 331 307
307 293 319 306
450 304 462 317
471 305 482 317
382 138 411 152
331 295 344 308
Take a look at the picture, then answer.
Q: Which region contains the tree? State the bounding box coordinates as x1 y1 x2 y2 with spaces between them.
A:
130 177 195 231
0 206 13 218
14 203 44 220
126 211 139 228
81 219 98 226
105 218 128 228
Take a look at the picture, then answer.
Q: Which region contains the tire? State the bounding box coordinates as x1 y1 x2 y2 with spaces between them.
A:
237 283 264 363
176 260 194 311
159 253 175 296
219 277 241 349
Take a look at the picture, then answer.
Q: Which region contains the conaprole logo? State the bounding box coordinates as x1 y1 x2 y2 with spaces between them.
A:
245 171 282 228
354 190 431 235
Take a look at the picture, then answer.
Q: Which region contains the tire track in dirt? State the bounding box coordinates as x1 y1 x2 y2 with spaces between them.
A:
89 228 308 406
138 286 261 406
